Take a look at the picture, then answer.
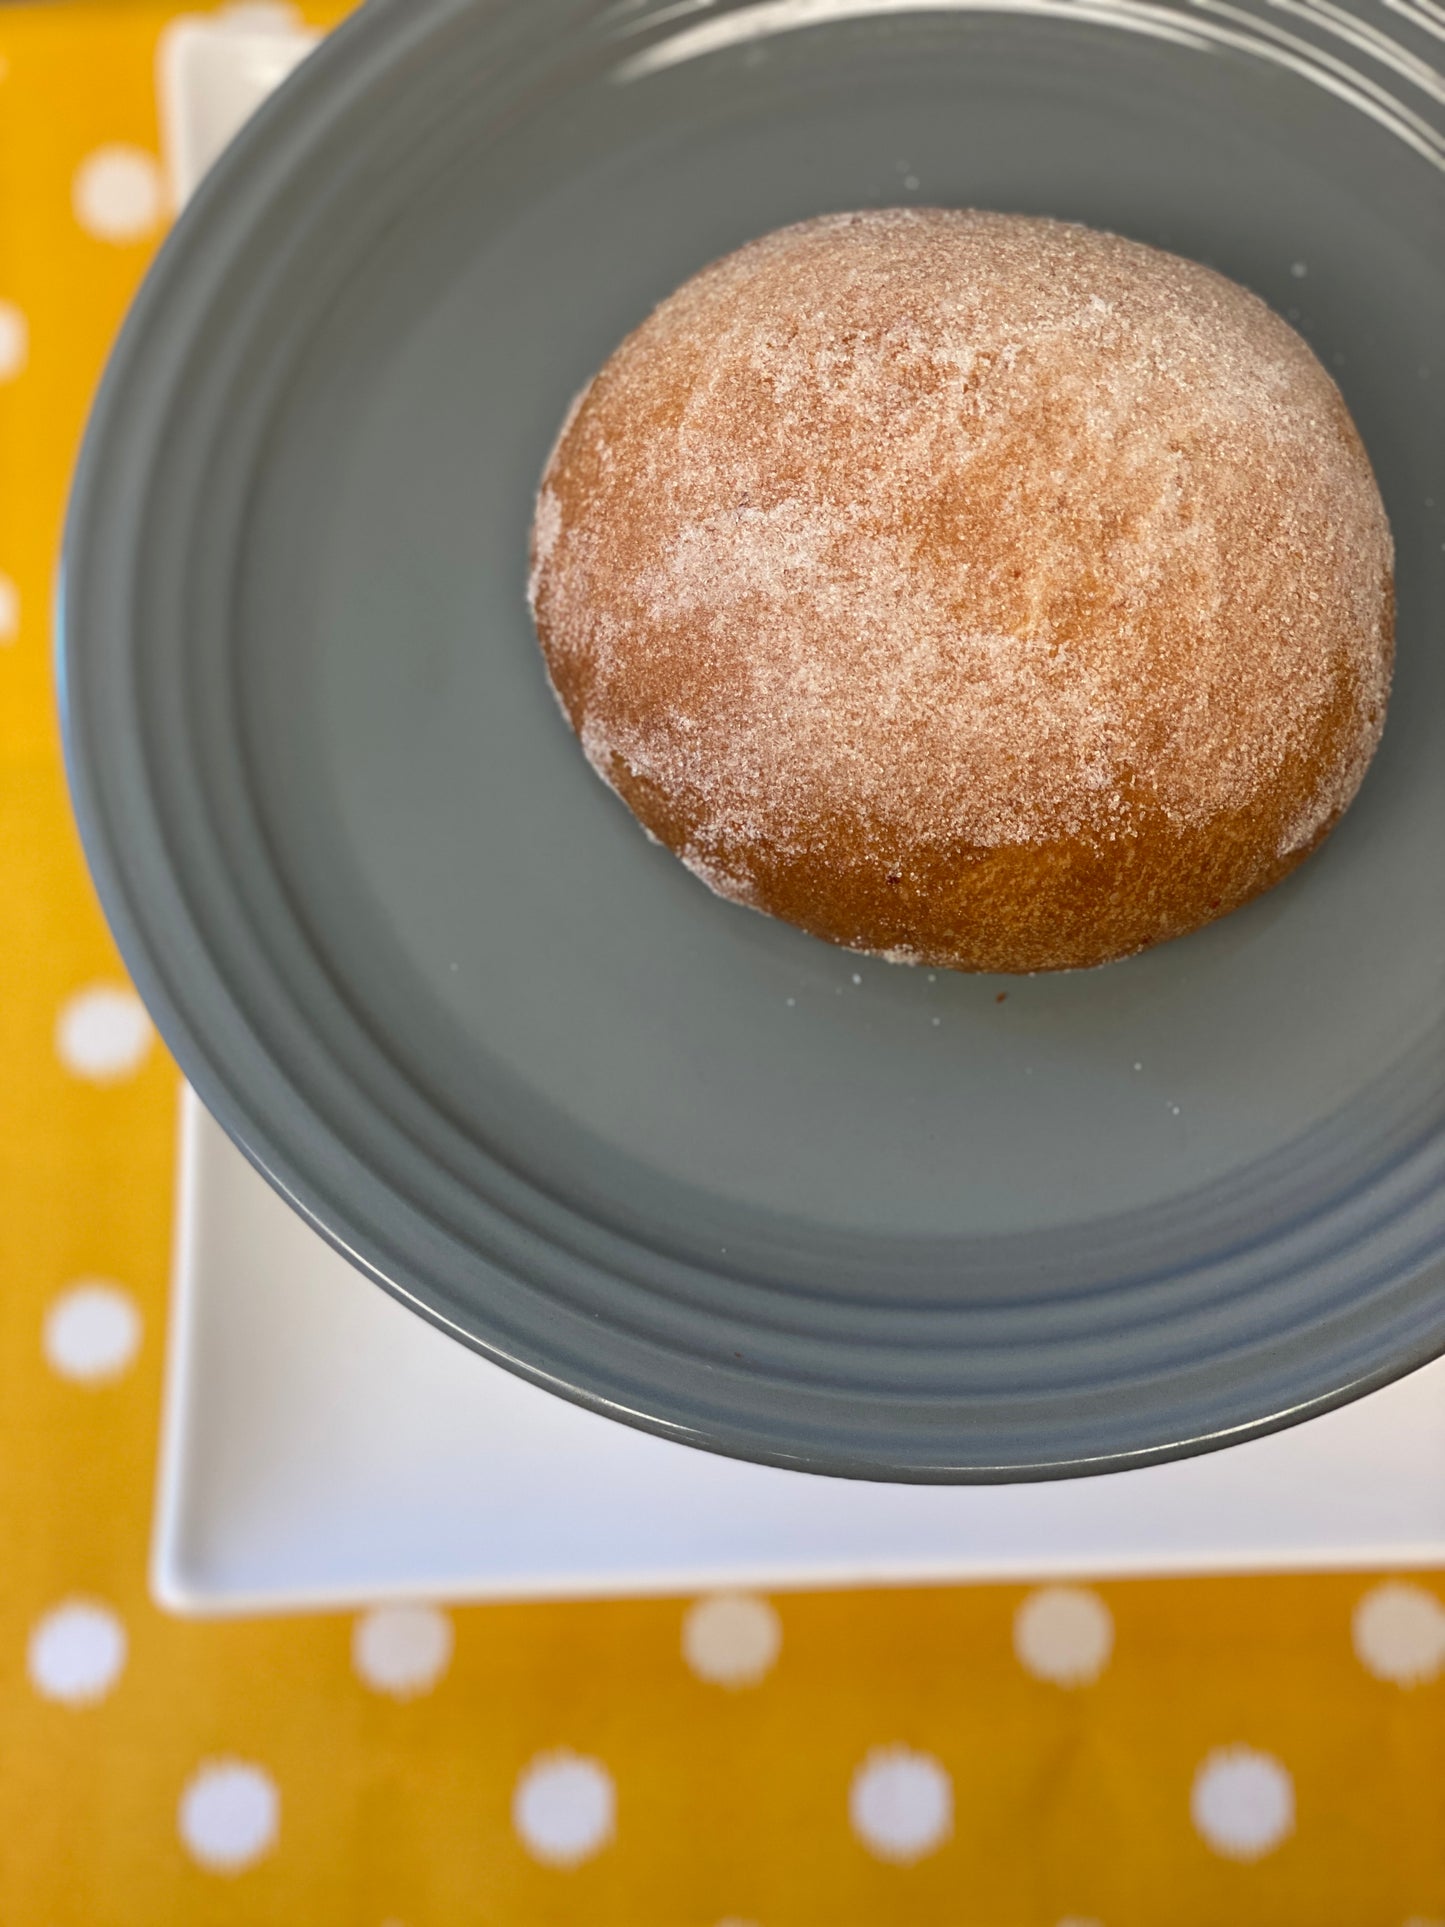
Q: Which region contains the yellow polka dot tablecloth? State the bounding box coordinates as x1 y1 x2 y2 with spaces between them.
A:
2 6 1445 1922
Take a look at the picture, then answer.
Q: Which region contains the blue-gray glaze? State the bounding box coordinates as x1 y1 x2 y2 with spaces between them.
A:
60 0 1445 1477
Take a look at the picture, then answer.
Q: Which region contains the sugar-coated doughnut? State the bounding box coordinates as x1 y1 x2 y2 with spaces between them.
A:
530 210 1393 972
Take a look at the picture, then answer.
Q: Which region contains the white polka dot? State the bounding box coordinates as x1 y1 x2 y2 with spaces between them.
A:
56 983 153 1082
0 573 17 643
27 1599 126 1705
849 1746 952 1863
1014 1585 1113 1686
512 1750 615 1866
43 1280 142 1384
682 1592 781 1688
0 300 26 381
1190 1746 1294 1860
218 1 304 25
73 145 165 243
352 1604 453 1699
178 1760 279 1873
1353 1582 1445 1686
1057 1918 1104 1927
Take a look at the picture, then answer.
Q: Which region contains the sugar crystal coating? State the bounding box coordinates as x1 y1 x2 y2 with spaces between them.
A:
530 210 1393 972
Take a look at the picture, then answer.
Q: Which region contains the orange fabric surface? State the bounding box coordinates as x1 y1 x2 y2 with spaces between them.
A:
0 7 1442 1922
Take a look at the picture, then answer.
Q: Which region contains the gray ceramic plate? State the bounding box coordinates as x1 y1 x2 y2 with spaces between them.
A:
61 0 1444 1480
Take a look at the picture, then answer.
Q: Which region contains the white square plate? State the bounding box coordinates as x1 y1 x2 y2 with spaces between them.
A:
148 8 1445 1613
